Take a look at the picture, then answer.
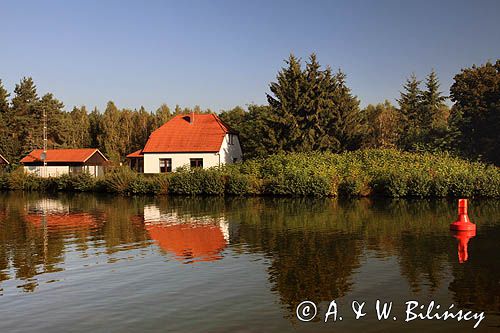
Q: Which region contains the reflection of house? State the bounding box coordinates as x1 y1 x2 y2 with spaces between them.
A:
25 213 99 230
143 204 229 262
0 154 9 170
25 199 99 230
21 149 108 177
126 114 242 173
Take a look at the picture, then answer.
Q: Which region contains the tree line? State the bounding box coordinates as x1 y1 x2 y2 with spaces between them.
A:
0 79 212 163
0 55 498 165
220 55 499 165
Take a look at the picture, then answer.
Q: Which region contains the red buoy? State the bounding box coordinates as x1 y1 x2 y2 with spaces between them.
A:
450 199 476 231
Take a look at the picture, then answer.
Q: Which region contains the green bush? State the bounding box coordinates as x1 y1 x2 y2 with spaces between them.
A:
0 174 8 190
406 170 432 197
226 173 261 195
338 173 371 197
8 167 29 190
474 166 500 197
103 166 137 194
169 168 203 195
0 149 499 198
372 171 409 198
129 176 158 195
448 171 476 197
264 170 333 197
430 174 450 197
200 169 226 195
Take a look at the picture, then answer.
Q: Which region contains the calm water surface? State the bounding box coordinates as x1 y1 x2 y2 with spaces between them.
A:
0 192 499 332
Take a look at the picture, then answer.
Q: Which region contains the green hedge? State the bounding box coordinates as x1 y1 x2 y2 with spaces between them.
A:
1 149 499 197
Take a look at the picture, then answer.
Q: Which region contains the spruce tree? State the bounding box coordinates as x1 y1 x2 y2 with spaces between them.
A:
0 80 9 114
10 77 40 158
36 93 65 148
397 73 423 128
69 106 91 147
155 104 171 127
0 80 10 160
267 54 305 152
397 74 423 148
99 101 122 161
421 70 447 128
326 70 364 152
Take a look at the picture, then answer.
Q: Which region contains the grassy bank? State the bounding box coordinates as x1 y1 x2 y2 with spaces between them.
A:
1 149 499 198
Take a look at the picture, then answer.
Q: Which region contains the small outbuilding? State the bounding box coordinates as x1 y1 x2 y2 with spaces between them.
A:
20 148 108 177
126 114 243 173
126 149 144 173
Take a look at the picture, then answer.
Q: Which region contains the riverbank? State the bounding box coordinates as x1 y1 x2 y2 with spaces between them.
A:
1 149 499 198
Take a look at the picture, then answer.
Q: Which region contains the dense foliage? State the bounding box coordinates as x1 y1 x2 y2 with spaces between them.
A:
0 79 212 164
0 55 498 167
449 60 500 165
1 150 498 198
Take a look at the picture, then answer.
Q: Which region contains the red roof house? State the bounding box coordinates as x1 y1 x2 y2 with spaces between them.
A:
21 148 108 177
127 114 242 173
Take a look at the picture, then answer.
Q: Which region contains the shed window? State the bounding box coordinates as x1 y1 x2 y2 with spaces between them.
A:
190 158 203 168
159 158 172 173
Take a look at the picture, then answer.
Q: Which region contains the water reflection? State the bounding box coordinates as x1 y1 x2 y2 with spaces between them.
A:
0 193 499 331
142 204 229 263
450 230 475 263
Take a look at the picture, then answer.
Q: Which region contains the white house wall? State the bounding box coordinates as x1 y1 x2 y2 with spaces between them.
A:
144 152 221 173
143 134 243 174
24 166 69 177
23 165 104 178
219 133 243 164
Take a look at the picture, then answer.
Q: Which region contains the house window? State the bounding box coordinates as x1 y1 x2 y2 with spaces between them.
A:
159 158 172 173
228 134 234 145
190 158 203 168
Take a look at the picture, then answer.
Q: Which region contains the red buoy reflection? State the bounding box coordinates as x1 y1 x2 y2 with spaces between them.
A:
450 230 476 263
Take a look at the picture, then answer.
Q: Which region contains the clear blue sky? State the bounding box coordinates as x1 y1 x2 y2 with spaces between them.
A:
1 0 499 112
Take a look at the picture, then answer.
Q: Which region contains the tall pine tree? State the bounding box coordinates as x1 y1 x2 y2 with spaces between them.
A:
421 70 448 129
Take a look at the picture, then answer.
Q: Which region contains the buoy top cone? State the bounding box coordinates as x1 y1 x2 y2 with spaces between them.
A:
450 199 476 231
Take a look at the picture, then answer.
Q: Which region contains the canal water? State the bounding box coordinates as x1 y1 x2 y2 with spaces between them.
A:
0 192 499 332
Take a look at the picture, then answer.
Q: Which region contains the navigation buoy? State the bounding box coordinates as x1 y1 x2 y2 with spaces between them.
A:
450 199 476 231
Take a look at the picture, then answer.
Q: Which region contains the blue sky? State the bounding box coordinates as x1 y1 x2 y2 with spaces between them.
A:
1 0 499 112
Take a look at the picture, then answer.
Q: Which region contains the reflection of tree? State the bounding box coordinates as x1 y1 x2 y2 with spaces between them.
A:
95 196 150 253
268 231 361 313
397 233 449 293
449 225 500 312
232 198 364 315
368 199 453 294
0 192 152 293
0 196 66 292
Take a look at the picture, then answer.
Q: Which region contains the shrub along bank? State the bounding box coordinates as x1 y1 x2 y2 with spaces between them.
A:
0 149 499 198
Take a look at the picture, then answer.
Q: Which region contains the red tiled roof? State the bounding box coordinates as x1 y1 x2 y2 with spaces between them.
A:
20 149 107 163
142 114 234 153
126 149 143 158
